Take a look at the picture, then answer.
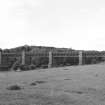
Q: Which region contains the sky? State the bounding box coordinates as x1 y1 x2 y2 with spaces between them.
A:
0 0 105 50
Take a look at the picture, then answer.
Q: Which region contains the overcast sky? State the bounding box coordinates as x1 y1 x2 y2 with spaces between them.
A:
0 0 105 50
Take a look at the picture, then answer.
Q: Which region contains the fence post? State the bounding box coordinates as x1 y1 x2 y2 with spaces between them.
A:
0 49 2 65
48 51 52 68
22 50 25 65
79 51 82 65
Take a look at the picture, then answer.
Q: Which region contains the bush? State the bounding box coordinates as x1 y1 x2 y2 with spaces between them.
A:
7 84 22 90
30 80 46 87
13 65 20 71
30 82 37 86
28 64 36 70
40 64 48 69
19 64 29 71
35 80 46 84
19 64 36 71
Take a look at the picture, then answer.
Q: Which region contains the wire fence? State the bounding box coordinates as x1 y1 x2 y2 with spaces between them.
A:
0 50 104 71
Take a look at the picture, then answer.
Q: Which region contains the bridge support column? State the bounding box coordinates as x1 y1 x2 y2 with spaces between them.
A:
48 51 52 68
79 51 82 65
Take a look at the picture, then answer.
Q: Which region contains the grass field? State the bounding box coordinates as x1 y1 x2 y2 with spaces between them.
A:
0 64 105 105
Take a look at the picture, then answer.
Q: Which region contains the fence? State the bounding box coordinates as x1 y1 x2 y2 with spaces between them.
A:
0 50 104 71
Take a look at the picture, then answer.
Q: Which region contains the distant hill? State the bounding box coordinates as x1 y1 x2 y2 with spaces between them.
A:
2 45 75 53
1 45 105 54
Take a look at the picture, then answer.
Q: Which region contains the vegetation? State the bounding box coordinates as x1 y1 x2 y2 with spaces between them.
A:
0 45 104 71
6 84 22 90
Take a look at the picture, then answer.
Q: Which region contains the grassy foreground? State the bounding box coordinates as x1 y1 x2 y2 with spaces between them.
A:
0 64 105 105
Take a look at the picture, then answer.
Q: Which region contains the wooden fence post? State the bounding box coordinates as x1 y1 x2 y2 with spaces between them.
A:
48 51 52 68
79 51 82 65
0 49 2 65
22 50 25 65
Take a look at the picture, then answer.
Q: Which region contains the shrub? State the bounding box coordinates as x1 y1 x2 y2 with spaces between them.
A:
35 80 46 84
30 82 37 86
40 64 48 69
6 84 22 90
28 64 36 70
19 64 29 71
19 64 36 71
30 80 46 86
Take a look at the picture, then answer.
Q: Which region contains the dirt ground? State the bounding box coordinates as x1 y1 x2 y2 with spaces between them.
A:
0 64 105 105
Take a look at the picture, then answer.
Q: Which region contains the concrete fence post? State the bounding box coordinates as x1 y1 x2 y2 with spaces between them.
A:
0 49 2 65
22 50 25 65
48 51 52 68
79 51 82 65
